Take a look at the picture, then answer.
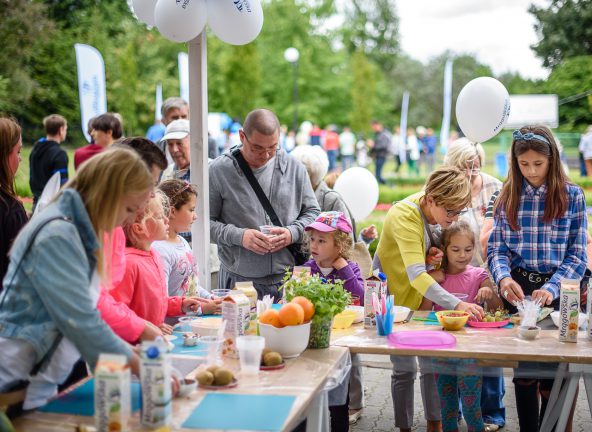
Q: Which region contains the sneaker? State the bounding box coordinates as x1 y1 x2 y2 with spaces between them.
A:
484 424 501 432
348 409 363 425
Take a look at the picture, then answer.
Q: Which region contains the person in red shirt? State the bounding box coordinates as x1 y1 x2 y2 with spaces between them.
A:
74 113 122 170
323 125 340 172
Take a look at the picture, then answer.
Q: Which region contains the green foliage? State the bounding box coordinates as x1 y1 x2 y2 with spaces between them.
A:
529 0 592 68
545 56 592 129
282 272 351 321
222 43 262 122
350 50 376 134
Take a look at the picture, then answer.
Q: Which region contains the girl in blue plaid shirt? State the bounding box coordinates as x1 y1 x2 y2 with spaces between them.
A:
488 125 587 432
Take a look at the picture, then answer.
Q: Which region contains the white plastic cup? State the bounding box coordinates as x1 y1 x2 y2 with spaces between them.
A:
200 335 222 365
236 335 265 375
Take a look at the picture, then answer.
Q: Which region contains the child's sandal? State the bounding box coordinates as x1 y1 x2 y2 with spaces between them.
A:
484 424 500 432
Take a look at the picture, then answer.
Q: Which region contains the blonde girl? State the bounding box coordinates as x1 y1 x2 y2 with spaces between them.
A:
111 191 201 334
0 148 153 411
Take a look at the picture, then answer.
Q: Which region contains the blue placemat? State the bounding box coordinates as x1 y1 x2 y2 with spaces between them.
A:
170 332 208 357
38 379 141 416
271 303 282 311
426 311 513 329
182 393 295 431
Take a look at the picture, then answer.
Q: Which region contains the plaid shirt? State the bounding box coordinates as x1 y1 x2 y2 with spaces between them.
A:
488 181 587 299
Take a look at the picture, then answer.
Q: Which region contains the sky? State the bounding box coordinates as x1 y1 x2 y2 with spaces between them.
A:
395 0 549 80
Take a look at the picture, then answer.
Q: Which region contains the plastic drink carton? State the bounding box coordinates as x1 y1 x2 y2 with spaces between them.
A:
140 339 172 429
559 280 580 343
94 354 131 432
221 293 251 358
234 281 257 310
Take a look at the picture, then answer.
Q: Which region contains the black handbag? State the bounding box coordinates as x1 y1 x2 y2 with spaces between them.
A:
232 149 309 265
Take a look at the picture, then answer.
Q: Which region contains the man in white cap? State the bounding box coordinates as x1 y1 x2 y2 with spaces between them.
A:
160 119 191 181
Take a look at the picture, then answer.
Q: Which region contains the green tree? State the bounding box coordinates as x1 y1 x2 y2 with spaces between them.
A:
529 0 592 68
221 43 262 121
350 50 376 134
545 56 592 129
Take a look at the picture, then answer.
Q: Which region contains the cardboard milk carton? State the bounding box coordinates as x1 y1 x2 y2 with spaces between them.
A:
222 293 251 357
234 281 258 310
364 273 387 329
140 340 172 428
559 280 580 343
94 354 131 432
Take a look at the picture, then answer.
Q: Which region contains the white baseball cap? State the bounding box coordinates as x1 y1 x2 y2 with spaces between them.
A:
161 119 190 141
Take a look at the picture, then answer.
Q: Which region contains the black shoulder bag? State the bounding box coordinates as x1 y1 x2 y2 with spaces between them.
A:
232 149 309 265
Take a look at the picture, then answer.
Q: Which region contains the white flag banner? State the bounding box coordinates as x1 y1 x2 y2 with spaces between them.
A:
74 43 107 143
440 59 454 154
399 91 410 163
178 52 189 102
155 82 163 121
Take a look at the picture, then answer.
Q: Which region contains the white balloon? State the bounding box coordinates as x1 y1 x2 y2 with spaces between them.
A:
207 0 264 46
132 0 157 26
155 0 207 43
455 77 511 143
334 168 379 221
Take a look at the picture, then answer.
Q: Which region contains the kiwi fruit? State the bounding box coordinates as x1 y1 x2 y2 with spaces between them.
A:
206 364 220 374
214 368 234 386
262 348 273 357
263 352 283 367
195 370 214 386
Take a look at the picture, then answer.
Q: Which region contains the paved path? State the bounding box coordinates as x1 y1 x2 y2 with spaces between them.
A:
350 355 591 432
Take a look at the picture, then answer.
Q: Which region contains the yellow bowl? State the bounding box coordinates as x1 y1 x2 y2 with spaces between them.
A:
333 310 357 329
435 310 469 331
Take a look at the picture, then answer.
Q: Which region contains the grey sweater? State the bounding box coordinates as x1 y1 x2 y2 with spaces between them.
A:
209 147 320 281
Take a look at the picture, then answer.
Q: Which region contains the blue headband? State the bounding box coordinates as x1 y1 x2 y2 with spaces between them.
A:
512 130 550 145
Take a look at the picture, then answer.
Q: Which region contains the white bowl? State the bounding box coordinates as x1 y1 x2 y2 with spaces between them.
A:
393 306 411 323
550 311 587 329
177 378 197 397
259 321 311 359
190 317 222 337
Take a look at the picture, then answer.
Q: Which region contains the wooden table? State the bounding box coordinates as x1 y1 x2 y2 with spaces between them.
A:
331 312 592 432
13 346 350 432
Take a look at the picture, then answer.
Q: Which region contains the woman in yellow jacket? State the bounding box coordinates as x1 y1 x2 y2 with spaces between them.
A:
374 166 484 432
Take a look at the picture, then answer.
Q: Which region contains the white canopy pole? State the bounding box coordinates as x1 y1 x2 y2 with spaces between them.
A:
188 31 210 290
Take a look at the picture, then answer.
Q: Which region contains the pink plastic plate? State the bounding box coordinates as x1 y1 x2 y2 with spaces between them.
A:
388 330 456 350
467 319 510 328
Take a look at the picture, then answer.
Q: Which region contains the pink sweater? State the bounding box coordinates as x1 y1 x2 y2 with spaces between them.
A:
97 228 145 343
111 247 184 327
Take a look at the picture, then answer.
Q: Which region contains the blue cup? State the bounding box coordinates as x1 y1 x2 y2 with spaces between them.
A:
376 314 393 336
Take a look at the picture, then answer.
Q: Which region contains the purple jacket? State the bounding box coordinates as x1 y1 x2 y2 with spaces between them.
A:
303 259 365 305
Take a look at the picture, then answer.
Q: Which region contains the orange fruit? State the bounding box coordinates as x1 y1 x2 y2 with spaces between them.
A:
291 296 315 322
279 303 305 326
258 309 284 328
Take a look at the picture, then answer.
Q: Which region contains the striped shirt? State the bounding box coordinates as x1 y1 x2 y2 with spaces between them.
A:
487 181 587 298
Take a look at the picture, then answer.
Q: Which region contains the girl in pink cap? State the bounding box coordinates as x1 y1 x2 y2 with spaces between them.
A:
302 211 365 302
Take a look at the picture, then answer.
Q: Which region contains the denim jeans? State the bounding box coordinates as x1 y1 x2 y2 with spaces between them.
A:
375 156 386 184
481 373 506 426
327 149 338 172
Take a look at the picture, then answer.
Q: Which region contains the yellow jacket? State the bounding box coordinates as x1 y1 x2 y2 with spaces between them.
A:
375 192 437 310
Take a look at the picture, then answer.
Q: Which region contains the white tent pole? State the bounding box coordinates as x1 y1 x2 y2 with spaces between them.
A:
188 31 210 290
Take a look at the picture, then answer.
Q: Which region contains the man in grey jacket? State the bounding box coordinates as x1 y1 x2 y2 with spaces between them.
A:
209 109 319 299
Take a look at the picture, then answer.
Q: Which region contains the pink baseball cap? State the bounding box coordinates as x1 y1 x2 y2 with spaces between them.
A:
305 211 353 234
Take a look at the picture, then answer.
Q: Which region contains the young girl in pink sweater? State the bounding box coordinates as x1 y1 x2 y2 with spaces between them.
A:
111 191 200 334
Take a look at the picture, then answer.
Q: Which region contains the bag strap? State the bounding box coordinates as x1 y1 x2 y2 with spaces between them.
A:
0 215 71 376
321 189 359 242
232 148 283 227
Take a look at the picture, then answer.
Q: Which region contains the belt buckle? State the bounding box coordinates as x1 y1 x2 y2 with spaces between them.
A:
528 273 541 283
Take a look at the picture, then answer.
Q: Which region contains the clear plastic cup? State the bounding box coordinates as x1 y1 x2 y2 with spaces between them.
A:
236 335 265 375
211 289 231 299
451 293 468 302
176 316 198 333
259 225 277 237
200 335 223 365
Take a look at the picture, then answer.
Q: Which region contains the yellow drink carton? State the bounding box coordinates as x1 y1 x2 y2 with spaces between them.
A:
94 354 131 432
559 280 580 343
222 293 251 358
234 281 258 310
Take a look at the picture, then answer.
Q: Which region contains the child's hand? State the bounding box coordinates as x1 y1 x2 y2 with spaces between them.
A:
140 321 163 341
360 225 378 242
475 286 496 304
426 247 444 266
332 257 348 270
182 297 201 314
159 323 174 335
428 269 445 283
201 301 220 315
